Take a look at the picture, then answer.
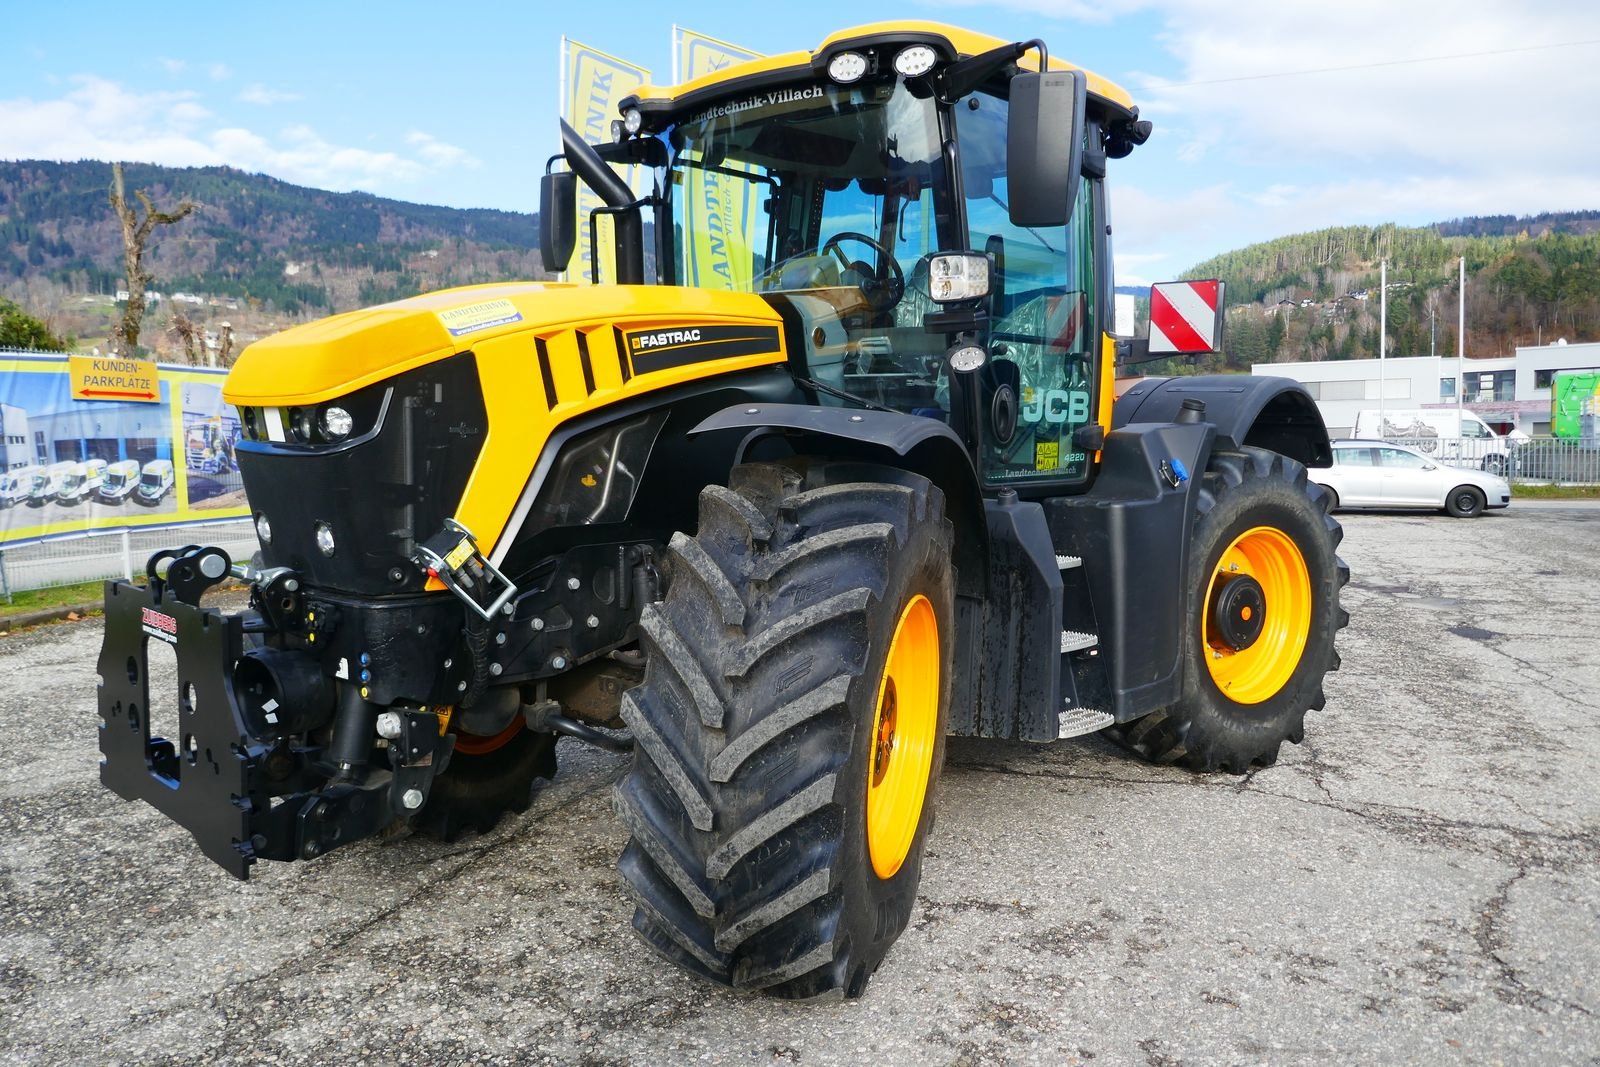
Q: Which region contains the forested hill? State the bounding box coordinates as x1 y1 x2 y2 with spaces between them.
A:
0 159 544 327
1178 212 1600 370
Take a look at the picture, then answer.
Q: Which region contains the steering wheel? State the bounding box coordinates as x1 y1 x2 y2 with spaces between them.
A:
822 231 905 311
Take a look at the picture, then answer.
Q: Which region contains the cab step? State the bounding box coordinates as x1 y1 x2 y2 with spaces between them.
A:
1060 629 1098 654
1058 706 1114 739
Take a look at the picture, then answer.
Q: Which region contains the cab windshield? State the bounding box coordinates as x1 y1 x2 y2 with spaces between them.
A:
658 75 1099 486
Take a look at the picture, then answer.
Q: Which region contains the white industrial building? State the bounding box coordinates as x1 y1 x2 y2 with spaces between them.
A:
1250 341 1600 437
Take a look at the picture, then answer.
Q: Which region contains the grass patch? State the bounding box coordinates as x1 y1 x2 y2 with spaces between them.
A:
1 579 117 617
1510 483 1600 499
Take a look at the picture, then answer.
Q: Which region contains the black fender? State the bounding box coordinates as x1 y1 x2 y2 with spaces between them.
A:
1114 375 1332 469
690 403 987 597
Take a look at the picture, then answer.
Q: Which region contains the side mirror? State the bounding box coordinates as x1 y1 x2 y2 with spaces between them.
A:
539 171 577 274
1006 68 1086 228
1146 279 1226 355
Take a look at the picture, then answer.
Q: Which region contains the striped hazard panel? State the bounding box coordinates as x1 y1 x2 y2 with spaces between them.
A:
1149 280 1224 355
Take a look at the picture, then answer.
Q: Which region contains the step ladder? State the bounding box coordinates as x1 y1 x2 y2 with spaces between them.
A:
1056 553 1110 738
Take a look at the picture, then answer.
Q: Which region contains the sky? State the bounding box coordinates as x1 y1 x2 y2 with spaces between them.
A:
3 1 1599 285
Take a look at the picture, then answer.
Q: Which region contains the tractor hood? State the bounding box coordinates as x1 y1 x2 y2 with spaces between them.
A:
224 282 785 407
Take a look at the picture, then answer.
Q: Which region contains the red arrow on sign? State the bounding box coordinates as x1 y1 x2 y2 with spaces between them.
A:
80 388 158 400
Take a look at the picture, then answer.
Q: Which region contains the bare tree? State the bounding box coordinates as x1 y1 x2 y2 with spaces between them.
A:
110 162 195 355
166 311 203 364
214 320 235 367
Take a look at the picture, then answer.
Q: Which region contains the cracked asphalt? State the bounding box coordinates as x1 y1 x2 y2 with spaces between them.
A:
2 503 1597 1066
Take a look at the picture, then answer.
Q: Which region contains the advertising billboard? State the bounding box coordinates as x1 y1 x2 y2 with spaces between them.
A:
0 355 248 548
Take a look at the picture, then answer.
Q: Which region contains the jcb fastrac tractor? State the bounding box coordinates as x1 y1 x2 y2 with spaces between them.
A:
98 22 1347 999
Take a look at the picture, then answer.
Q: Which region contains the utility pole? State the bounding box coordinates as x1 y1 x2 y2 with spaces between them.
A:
1379 259 1387 431
1457 256 1465 430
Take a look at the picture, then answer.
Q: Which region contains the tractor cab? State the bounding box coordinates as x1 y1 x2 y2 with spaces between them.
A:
544 24 1157 490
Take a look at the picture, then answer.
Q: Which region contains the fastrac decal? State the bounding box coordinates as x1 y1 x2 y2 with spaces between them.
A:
141 606 179 644
621 323 781 375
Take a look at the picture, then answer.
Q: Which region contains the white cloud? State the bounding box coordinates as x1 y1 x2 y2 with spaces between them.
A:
238 83 301 105
943 0 1600 268
207 63 231 81
0 76 475 196
406 131 480 170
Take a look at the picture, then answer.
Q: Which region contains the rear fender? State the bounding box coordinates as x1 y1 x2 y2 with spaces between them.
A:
1114 375 1332 469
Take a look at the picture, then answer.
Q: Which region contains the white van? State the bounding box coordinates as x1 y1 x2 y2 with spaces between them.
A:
31 462 76 505
57 459 109 504
0 466 41 508
1350 408 1511 473
136 459 175 505
99 459 143 503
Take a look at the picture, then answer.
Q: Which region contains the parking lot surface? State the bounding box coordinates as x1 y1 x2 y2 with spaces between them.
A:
1 504 1596 1066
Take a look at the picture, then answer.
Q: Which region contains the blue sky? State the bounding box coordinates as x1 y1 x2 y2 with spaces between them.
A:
3 1 1598 283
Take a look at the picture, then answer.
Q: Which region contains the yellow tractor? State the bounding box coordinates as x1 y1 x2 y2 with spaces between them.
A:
98 22 1347 999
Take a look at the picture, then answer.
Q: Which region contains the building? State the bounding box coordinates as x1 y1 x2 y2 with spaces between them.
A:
0 404 32 470
26 403 172 466
1250 340 1600 437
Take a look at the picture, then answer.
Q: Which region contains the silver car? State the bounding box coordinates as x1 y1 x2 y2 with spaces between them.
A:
1315 439 1512 518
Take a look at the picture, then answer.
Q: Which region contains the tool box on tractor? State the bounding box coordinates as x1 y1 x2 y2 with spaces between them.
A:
98 21 1347 999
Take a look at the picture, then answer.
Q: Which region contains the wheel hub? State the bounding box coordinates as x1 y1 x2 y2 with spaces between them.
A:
1210 574 1267 651
872 679 897 787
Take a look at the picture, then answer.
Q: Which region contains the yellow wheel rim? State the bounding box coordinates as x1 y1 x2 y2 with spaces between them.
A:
1202 526 1312 705
866 594 940 880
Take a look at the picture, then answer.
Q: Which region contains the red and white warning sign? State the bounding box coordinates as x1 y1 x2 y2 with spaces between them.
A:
1148 279 1225 355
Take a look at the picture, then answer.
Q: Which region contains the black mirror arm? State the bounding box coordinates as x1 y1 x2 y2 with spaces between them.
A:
937 38 1048 101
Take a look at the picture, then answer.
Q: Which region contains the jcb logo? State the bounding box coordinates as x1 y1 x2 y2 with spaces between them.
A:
1022 388 1091 425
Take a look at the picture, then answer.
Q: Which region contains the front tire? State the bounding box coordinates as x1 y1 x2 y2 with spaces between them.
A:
616 460 955 999
1445 485 1486 518
411 720 557 841
1110 447 1348 772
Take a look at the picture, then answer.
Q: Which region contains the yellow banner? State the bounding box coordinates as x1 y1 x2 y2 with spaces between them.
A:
562 38 650 285
68 354 160 403
674 27 762 81
674 28 766 292
0 356 249 547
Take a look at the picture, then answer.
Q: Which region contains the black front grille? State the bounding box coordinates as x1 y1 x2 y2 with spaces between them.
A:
238 352 487 594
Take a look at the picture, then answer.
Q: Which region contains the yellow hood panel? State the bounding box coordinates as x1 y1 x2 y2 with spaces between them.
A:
224 282 784 407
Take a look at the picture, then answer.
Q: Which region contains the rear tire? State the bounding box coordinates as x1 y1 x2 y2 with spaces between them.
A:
1316 484 1340 512
616 460 955 999
1109 447 1347 773
1445 485 1486 518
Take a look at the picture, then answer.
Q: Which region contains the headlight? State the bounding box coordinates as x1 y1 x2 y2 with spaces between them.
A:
255 512 273 544
894 45 937 78
315 521 336 557
623 107 643 136
948 343 988 373
928 253 992 303
827 51 868 84
321 406 353 440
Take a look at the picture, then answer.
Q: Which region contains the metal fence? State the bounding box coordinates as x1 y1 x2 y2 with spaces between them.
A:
0 520 257 600
1368 435 1600 484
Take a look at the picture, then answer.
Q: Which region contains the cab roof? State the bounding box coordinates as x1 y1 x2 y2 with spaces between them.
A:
624 21 1136 119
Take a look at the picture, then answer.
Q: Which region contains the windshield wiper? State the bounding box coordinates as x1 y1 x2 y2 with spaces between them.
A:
797 375 897 413
989 193 1058 253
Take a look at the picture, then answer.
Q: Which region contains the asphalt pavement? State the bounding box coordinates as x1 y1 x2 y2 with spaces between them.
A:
1 503 1596 1066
